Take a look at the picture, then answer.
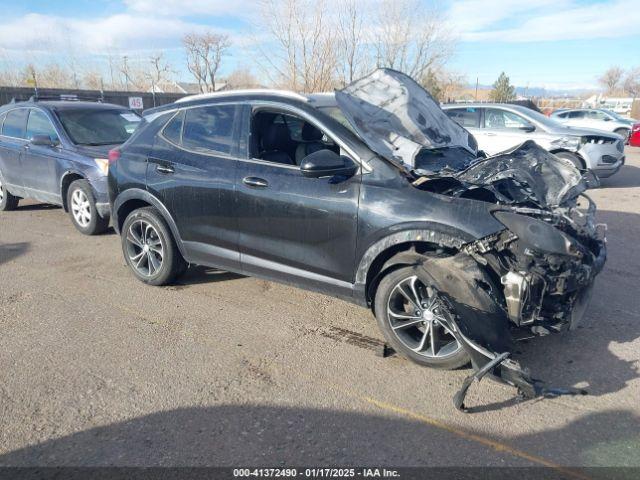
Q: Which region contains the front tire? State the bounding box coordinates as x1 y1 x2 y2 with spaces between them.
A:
121 207 185 286
374 265 470 370
0 177 19 211
554 151 584 170
67 179 109 235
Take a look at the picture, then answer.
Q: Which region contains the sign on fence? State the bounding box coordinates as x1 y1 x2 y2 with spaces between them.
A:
128 96 144 110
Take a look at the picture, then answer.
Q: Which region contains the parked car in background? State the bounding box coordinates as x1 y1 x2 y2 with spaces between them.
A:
629 123 640 147
0 100 141 234
108 69 606 409
550 108 638 142
443 103 625 178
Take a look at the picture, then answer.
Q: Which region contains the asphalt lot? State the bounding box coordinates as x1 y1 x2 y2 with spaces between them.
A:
1 149 639 474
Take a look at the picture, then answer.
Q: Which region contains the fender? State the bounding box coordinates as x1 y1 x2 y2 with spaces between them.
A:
112 188 188 259
352 226 476 306
355 226 474 286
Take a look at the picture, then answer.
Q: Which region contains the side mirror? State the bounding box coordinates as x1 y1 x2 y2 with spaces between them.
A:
603 117 611 122
30 135 56 147
519 124 536 133
300 149 358 178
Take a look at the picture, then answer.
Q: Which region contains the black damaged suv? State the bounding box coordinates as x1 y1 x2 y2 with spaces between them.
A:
108 70 606 407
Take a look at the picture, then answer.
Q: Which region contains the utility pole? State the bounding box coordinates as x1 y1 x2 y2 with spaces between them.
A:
475 77 478 101
123 55 129 92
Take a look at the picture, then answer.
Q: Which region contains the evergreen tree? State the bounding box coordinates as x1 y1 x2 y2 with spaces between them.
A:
489 72 516 102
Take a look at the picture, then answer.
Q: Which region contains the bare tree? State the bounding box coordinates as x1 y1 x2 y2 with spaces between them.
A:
225 67 261 89
336 0 369 86
146 53 173 92
373 0 454 79
183 32 231 92
82 71 104 90
37 64 75 88
421 68 466 102
599 66 624 95
255 0 339 92
624 67 640 98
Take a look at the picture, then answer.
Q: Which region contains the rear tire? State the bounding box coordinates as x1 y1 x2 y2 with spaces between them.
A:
121 207 185 286
0 177 19 211
67 179 109 235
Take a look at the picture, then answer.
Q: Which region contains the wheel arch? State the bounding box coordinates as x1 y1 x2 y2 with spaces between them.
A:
113 189 187 259
355 228 472 307
549 149 586 169
60 171 86 212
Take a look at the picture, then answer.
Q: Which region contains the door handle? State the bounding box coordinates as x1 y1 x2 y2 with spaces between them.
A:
156 164 174 174
243 176 269 188
486 132 497 136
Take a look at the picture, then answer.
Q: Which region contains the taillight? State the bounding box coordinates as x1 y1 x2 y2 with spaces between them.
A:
108 148 121 164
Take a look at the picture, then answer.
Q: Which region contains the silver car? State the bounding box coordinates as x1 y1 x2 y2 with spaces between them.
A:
443 103 625 178
550 108 638 142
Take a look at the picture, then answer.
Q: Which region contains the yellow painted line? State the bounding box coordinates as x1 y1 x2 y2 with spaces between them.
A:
297 366 590 479
360 395 591 480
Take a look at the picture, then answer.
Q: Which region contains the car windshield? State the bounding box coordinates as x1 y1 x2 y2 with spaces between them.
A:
601 109 626 121
516 107 564 129
316 106 359 136
56 108 142 146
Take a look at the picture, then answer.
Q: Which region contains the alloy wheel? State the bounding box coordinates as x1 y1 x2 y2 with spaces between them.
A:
386 275 462 359
125 220 164 277
71 189 91 227
0 178 4 203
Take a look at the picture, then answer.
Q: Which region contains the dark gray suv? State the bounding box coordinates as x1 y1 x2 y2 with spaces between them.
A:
108 69 606 409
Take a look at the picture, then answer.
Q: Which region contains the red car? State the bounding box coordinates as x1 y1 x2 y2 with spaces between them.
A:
630 123 640 147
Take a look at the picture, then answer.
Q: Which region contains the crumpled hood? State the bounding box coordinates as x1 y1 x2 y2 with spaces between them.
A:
335 69 477 166
455 140 586 207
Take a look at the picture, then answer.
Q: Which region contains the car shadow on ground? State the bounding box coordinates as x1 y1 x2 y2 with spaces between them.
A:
0 405 638 468
13 203 61 211
0 242 30 266
173 266 245 287
598 164 640 188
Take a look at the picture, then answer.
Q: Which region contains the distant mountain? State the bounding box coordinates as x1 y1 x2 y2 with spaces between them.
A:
469 83 597 98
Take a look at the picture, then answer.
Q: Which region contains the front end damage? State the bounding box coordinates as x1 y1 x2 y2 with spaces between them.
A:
335 69 607 410
413 142 607 411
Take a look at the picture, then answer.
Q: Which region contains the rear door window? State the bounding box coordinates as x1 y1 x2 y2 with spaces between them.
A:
182 105 238 156
2 109 28 139
568 111 586 119
444 108 480 128
26 109 59 142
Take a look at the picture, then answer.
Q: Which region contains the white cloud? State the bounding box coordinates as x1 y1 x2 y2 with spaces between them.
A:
448 0 640 42
0 13 206 54
124 0 266 18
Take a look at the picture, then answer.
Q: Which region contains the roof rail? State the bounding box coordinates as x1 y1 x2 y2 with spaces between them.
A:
26 92 106 103
175 89 308 104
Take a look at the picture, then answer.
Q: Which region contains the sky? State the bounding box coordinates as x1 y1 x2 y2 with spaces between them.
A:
0 0 638 91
